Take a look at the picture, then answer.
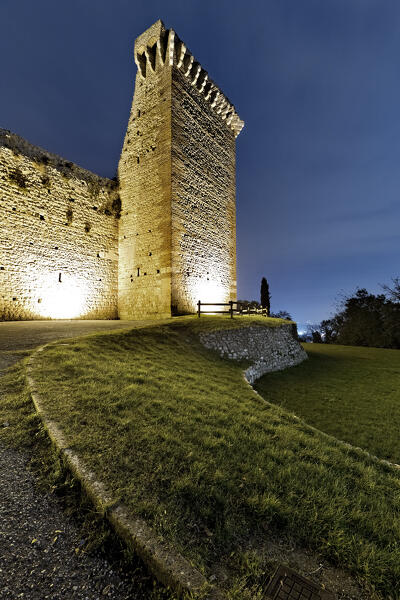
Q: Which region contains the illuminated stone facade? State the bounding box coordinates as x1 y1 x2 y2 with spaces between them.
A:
118 21 243 318
0 20 243 320
0 130 119 320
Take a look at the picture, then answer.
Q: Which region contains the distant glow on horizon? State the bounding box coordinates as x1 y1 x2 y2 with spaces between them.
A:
36 272 87 319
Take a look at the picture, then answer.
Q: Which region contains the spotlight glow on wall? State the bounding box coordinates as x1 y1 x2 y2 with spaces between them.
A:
36 272 87 319
190 278 229 312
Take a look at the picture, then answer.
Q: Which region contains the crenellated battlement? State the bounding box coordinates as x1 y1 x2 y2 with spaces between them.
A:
134 20 244 138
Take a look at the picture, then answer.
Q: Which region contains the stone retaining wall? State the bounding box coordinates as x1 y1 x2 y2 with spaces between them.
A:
199 324 307 384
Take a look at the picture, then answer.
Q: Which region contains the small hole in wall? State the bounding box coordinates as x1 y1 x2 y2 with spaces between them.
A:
12 297 17 301
137 268 140 276
92 206 98 211
12 207 16 212
148 229 151 233
54 246 58 250
69 197 75 202
38 298 42 304
144 272 147 276
137 131 140 136
156 269 160 274
0 267 4 270
151 146 156 151
84 222 91 233
97 253 100 258
59 273 62 283
40 215 45 221
207 278 209 281
149 252 152 256
99 278 102 281
137 157 140 164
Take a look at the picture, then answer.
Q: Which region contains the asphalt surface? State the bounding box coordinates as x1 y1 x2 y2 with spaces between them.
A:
0 319 165 599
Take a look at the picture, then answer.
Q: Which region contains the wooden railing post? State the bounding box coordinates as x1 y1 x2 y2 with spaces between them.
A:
229 300 233 319
197 300 201 318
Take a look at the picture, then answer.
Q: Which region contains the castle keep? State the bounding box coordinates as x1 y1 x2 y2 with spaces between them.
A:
0 20 244 321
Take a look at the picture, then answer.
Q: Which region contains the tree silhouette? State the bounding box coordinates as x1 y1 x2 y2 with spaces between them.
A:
260 277 271 314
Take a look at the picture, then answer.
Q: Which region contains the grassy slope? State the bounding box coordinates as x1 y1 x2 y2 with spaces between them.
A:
0 357 176 600
29 318 400 598
255 343 400 463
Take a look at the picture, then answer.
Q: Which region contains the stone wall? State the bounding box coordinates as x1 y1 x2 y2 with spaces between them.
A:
1 20 244 321
171 60 237 314
118 21 173 320
199 324 308 384
0 129 119 320
118 20 244 319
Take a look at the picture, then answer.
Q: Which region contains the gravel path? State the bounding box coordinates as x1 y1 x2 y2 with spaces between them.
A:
0 320 170 599
0 443 148 599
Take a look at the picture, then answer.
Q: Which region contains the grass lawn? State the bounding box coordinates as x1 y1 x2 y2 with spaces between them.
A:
18 318 400 598
255 343 400 464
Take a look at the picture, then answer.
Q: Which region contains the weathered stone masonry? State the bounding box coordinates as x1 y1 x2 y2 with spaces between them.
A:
0 131 119 320
118 20 244 318
0 20 243 320
199 325 308 384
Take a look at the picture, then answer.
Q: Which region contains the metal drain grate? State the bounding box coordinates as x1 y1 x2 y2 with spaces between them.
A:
265 565 335 600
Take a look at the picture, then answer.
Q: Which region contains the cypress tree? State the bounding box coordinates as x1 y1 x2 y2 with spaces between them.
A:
260 277 271 314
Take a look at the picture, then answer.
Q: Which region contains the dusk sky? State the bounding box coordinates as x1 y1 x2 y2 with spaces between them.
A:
1 0 399 328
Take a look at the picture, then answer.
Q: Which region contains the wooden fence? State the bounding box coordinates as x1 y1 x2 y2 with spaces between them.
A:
197 301 268 318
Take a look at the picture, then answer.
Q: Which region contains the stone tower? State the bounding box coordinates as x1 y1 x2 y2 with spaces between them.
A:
118 20 244 318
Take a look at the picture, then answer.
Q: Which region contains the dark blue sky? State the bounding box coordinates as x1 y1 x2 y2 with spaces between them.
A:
1 0 399 327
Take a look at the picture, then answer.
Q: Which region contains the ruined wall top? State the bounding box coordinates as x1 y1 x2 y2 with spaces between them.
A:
133 20 244 138
0 128 117 189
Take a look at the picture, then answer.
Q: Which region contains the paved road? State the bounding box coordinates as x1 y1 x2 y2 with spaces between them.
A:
0 319 168 599
0 320 155 371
